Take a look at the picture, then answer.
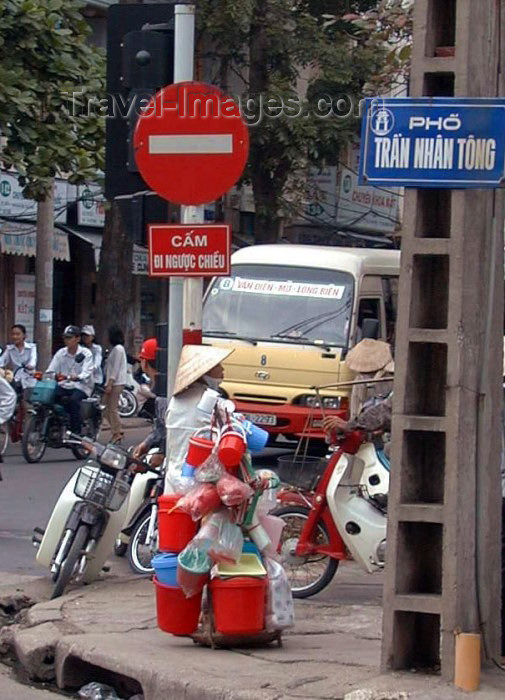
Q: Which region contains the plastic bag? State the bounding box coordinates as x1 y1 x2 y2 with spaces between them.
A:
78 683 121 700
165 472 196 494
192 510 229 552
177 482 222 521
216 472 254 506
208 520 244 564
264 558 295 632
195 452 225 483
255 469 280 515
177 543 212 597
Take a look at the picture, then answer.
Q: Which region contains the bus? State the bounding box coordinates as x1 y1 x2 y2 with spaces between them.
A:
202 244 400 440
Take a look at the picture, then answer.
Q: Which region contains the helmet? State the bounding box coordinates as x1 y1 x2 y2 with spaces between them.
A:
139 337 158 361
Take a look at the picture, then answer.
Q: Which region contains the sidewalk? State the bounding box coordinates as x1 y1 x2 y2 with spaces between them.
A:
1 565 504 700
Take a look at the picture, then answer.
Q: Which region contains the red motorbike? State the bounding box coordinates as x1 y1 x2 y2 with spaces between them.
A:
273 430 389 597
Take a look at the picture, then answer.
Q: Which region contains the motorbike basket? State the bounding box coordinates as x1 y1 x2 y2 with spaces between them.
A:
74 466 129 511
276 455 328 491
29 379 57 406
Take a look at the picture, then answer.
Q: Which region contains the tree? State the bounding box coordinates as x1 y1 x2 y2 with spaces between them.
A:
196 0 387 243
0 0 105 365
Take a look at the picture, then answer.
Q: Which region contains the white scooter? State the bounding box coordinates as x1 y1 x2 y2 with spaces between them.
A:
274 430 389 598
33 434 154 598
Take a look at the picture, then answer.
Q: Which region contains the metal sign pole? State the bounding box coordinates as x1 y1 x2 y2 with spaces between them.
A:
167 4 196 398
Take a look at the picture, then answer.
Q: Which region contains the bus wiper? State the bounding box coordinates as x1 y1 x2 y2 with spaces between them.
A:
204 330 257 345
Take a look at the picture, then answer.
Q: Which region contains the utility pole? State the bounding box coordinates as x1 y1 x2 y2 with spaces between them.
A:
382 0 504 684
34 185 55 370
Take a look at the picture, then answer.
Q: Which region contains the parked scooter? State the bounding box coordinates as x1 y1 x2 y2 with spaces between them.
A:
273 430 389 597
113 448 164 575
22 373 102 463
33 433 155 598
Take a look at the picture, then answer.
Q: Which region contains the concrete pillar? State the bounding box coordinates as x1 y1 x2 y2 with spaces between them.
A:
381 0 504 679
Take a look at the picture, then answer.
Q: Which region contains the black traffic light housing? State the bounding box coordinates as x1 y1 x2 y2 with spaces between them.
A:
105 4 175 200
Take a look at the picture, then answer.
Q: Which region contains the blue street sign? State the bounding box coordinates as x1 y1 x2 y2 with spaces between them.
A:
359 97 505 188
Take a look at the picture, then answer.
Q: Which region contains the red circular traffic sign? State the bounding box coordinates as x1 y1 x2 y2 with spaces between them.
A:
134 81 249 206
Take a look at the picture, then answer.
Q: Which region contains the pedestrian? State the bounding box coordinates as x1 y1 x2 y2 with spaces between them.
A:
47 326 94 434
0 324 37 389
0 372 16 477
103 325 127 444
81 325 103 386
132 337 167 460
137 337 158 419
164 344 233 492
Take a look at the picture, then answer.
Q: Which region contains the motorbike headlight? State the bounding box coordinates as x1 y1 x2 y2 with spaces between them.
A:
100 447 127 471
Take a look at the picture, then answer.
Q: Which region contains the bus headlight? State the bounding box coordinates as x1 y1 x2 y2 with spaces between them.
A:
297 395 343 409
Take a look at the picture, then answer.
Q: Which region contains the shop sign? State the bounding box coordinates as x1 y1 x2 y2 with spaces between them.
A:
77 184 106 227
148 224 230 277
132 245 148 275
14 274 35 340
336 165 401 234
0 222 70 260
0 172 68 222
303 167 337 225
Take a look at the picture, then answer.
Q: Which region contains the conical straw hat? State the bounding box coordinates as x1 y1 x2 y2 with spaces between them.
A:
173 345 234 395
345 338 393 373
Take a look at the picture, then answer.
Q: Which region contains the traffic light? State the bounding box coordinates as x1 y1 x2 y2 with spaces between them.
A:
105 4 174 200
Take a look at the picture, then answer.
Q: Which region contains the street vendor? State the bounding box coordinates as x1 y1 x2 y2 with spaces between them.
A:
345 338 394 420
164 344 234 492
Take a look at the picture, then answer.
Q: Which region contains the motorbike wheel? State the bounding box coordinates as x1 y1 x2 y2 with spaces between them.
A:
71 418 100 461
118 389 137 419
273 504 339 598
51 524 89 599
127 511 157 575
0 422 8 456
21 415 47 463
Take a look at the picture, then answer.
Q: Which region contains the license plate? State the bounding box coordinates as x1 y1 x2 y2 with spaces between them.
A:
243 413 277 426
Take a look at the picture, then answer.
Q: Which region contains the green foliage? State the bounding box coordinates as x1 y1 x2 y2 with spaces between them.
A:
0 0 105 200
196 0 393 238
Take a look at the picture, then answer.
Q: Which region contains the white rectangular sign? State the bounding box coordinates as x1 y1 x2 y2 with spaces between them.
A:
14 274 35 340
0 172 68 223
336 165 401 234
77 184 106 228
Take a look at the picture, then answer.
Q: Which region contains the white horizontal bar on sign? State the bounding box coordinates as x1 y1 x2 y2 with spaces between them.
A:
149 134 233 155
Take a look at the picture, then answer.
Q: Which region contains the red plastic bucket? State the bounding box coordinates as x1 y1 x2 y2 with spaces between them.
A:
158 494 197 553
186 436 214 467
218 427 246 468
210 576 266 635
154 577 202 635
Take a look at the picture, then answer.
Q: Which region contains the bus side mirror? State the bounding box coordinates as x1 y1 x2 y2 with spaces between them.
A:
361 318 380 340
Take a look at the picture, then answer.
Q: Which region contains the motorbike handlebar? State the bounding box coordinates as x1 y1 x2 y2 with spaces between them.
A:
63 431 161 473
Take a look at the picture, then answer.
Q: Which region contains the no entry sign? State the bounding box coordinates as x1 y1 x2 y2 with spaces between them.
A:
134 82 249 205
148 224 230 277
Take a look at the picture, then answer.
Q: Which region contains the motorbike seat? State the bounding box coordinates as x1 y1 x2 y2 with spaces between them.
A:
370 492 388 511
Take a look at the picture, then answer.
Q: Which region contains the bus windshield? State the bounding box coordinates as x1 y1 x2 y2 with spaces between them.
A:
203 264 354 347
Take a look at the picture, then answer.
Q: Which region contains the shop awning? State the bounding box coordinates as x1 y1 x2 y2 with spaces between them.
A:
66 228 103 268
0 220 70 261
65 226 147 275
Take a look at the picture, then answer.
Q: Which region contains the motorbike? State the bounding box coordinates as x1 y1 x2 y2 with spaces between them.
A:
0 364 33 456
33 433 154 598
117 364 139 419
114 449 164 575
273 430 389 598
22 373 102 463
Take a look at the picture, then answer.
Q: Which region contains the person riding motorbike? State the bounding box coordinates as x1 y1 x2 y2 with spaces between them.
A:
0 324 37 390
132 338 166 465
81 324 103 386
46 325 94 434
137 337 157 419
